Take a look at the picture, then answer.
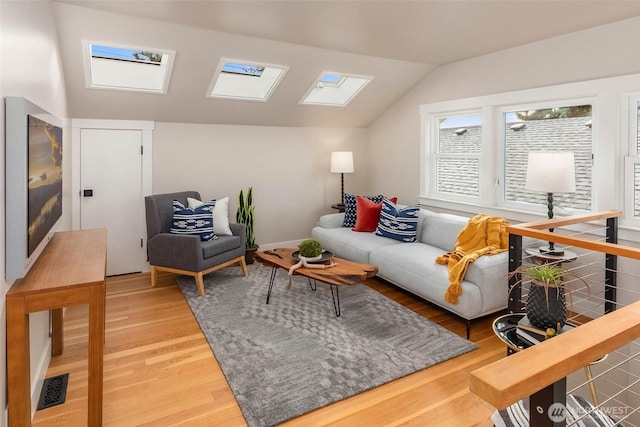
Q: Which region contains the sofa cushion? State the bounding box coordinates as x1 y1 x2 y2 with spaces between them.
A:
375 198 420 242
311 226 400 265
353 195 397 232
370 241 508 319
342 194 384 228
420 212 468 250
170 200 216 241
370 243 483 319
319 213 345 228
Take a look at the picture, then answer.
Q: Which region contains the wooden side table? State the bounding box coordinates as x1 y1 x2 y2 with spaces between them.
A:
525 248 577 264
331 204 345 213
6 229 107 426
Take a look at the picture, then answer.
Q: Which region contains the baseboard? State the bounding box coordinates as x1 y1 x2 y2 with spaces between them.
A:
32 336 52 419
258 239 306 252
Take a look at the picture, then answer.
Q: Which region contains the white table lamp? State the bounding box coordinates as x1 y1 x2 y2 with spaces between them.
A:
525 151 576 255
330 151 354 207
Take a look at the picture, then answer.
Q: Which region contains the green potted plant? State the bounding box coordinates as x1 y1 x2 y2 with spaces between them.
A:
508 263 590 331
236 187 259 264
298 239 323 261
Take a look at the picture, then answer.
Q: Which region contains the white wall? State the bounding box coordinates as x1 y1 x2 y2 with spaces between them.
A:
152 123 369 247
0 1 70 423
367 16 640 203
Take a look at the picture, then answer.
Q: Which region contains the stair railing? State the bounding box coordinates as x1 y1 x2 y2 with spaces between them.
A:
470 210 640 426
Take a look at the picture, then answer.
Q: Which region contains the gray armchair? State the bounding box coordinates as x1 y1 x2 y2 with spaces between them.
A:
145 191 247 296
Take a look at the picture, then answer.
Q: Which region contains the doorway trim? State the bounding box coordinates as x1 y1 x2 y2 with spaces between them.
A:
71 119 154 272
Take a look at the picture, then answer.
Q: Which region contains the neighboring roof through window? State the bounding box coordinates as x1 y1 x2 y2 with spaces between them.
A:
301 72 373 107
208 59 288 102
82 41 175 94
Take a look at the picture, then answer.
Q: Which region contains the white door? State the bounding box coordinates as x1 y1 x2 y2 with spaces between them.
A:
80 128 143 275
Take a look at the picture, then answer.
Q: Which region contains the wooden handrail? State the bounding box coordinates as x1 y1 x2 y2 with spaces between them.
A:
508 210 621 231
506 210 640 259
469 299 640 409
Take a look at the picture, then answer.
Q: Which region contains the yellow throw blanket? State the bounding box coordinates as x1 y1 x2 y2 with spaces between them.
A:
436 214 510 304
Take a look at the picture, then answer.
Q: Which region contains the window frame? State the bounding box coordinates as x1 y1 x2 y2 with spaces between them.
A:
623 93 640 225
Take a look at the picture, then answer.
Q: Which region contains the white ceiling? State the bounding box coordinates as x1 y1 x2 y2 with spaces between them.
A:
52 0 640 128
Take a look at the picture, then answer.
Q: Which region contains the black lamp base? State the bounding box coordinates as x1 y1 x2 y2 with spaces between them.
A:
539 192 565 256
539 245 565 256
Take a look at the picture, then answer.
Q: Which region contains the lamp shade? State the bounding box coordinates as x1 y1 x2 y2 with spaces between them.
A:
330 151 354 173
525 151 576 193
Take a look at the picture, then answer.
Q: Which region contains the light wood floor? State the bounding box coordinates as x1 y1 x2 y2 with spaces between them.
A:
31 268 506 427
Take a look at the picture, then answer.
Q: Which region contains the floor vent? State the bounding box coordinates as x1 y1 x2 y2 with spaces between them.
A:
37 373 69 410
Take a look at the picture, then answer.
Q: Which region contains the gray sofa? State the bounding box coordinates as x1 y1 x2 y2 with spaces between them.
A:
145 191 247 296
311 208 508 336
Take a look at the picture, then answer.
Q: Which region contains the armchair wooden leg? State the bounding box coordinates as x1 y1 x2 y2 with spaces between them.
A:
151 256 247 296
150 266 158 287
240 256 248 276
195 272 206 296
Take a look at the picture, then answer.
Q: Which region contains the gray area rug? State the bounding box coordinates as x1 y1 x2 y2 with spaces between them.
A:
176 263 477 427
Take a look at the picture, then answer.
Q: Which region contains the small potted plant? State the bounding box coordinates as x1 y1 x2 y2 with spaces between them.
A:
508 263 590 331
297 239 324 261
236 187 259 264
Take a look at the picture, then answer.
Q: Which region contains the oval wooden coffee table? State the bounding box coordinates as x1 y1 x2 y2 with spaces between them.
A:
255 248 378 316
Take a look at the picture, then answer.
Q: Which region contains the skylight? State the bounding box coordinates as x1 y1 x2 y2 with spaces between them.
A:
301 72 372 107
208 59 288 102
82 41 175 94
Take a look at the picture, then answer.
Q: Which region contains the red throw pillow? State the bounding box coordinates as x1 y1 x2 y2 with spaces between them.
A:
353 195 397 232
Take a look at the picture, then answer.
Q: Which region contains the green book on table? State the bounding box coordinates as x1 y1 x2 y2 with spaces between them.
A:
516 326 546 344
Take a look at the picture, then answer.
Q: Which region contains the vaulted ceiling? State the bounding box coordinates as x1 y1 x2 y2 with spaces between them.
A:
52 1 640 128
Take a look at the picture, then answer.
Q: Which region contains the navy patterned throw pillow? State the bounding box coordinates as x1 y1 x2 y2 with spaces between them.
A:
342 194 384 228
170 200 216 241
375 198 420 242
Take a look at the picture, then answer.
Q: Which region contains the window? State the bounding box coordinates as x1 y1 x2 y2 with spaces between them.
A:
300 72 372 107
207 59 288 102
503 104 593 212
434 114 482 197
420 74 640 227
82 41 175 94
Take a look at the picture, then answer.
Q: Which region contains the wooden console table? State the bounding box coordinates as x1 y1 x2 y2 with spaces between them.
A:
7 228 107 426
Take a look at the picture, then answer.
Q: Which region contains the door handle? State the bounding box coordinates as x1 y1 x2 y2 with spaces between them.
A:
83 189 94 197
